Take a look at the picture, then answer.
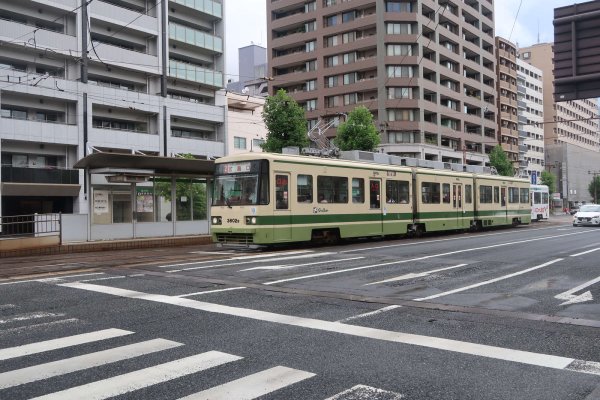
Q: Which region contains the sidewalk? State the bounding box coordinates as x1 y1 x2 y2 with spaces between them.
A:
0 234 213 259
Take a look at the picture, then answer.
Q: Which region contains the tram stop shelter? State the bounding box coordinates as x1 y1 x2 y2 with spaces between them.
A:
72 153 214 242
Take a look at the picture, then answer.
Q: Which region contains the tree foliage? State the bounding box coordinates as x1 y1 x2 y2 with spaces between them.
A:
488 145 514 176
261 89 308 153
588 174 600 203
333 106 380 151
540 171 556 194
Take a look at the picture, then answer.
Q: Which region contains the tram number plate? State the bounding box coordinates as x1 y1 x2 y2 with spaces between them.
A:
227 218 240 224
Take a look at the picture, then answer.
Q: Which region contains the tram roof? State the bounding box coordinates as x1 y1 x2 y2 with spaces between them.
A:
74 153 215 177
218 152 529 182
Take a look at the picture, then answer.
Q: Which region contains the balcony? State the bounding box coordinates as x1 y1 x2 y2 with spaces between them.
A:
170 0 222 19
168 60 223 88
0 117 79 145
91 1 158 34
89 42 159 74
169 23 223 54
1 20 77 55
1 165 79 185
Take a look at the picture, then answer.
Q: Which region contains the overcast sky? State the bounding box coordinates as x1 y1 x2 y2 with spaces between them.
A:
225 0 582 81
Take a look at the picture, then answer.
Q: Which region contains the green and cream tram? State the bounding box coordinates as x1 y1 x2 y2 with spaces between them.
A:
210 153 531 246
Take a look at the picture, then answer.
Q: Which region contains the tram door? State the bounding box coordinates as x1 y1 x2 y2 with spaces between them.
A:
500 186 508 224
369 179 384 235
452 183 463 229
274 173 292 242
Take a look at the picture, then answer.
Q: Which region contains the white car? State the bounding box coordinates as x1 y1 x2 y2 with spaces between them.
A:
572 204 600 226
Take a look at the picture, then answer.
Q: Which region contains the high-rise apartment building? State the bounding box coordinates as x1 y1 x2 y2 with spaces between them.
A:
495 37 519 167
516 58 544 183
267 0 497 165
0 0 226 218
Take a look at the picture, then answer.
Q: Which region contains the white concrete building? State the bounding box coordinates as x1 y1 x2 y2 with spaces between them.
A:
226 92 266 155
516 58 544 183
0 0 225 230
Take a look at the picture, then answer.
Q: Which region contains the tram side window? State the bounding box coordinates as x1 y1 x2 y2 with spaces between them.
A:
275 175 289 209
386 180 409 203
352 178 365 203
297 174 313 203
317 176 348 203
480 185 493 203
442 183 451 204
520 188 529 203
542 193 549 204
465 184 472 204
421 182 440 204
493 186 500 203
508 187 519 203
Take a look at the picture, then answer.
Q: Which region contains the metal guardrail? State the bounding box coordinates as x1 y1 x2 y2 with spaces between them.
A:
0 213 61 239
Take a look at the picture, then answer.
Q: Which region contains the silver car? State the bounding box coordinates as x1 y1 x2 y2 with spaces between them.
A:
572 204 600 226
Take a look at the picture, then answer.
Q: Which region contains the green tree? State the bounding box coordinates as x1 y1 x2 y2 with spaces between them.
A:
333 106 380 151
488 145 514 176
540 170 556 194
261 89 308 153
588 174 600 203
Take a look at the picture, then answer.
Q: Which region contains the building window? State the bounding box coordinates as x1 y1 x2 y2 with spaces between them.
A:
326 55 339 67
306 99 317 111
172 128 210 140
386 22 413 34
343 73 356 85
234 136 247 149
387 65 415 78
387 87 412 99
386 44 413 56
326 75 338 88
342 31 355 43
342 11 355 23
305 21 316 32
325 35 338 47
306 79 317 91
305 40 316 52
387 109 417 121
1 107 27 120
344 93 357 105
306 60 317 71
386 1 412 12
325 15 337 26
343 52 356 64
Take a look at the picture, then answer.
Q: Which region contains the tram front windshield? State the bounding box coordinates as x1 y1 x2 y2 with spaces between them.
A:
212 160 268 206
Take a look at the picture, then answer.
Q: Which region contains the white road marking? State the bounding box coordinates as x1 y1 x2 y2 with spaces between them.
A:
0 319 79 335
0 312 64 324
325 384 404 400
0 338 182 389
31 351 242 400
262 231 586 285
128 274 146 277
566 360 600 376
570 248 600 257
554 275 600 306
339 225 561 253
337 306 401 323
0 273 105 286
168 252 334 273
413 259 563 301
175 287 247 297
366 264 468 285
157 250 312 269
61 283 600 376
188 251 235 255
0 304 16 310
78 276 126 282
0 328 133 361
178 366 315 399
240 257 364 272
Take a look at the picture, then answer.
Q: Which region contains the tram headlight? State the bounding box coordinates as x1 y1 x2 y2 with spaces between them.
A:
211 216 222 225
245 216 257 225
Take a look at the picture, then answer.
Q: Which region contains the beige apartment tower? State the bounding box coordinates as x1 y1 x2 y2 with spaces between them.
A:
267 0 497 165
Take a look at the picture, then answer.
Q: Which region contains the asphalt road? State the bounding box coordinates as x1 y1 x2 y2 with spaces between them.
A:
1 218 600 399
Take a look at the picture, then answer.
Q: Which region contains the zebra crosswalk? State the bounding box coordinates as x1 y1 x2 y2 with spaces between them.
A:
0 313 402 400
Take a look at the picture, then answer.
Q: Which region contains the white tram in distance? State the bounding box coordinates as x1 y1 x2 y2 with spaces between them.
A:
210 152 531 246
530 184 550 221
